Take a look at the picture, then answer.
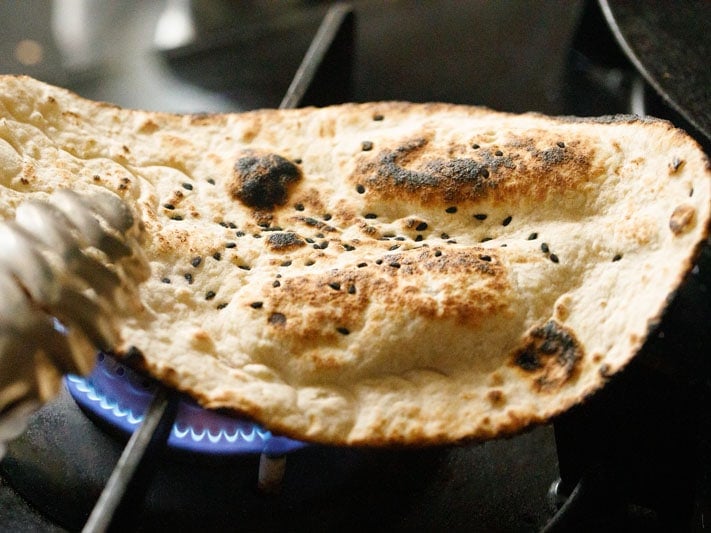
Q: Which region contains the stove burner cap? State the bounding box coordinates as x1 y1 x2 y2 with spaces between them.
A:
65 352 306 456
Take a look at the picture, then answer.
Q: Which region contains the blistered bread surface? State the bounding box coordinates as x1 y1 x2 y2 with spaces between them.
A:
0 76 708 445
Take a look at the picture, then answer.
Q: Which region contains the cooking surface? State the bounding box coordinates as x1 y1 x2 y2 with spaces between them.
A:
1 387 559 531
600 0 711 143
0 1 709 530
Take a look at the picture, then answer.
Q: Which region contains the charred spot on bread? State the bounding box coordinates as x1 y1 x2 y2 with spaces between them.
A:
669 204 696 235
352 133 595 208
266 231 306 251
229 150 301 209
268 312 287 326
512 320 583 392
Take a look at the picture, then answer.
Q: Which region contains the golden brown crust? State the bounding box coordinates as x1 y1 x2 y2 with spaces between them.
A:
0 76 709 446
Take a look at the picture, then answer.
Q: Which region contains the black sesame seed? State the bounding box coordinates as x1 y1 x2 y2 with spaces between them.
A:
502 216 512 226
295 203 305 211
612 254 622 262
481 237 492 242
191 257 202 268
434 250 442 257
337 326 350 335
441 233 450 239
273 280 281 287
238 265 251 271
557 141 565 148
395 236 405 241
294 158 303 164
268 312 287 326
361 141 373 151
445 206 458 214
389 244 400 251
250 301 263 309
163 203 175 210
161 277 171 284
447 239 457 244
472 143 480 149
357 262 367 268
329 282 341 291
415 222 428 231
281 260 292 267
305 259 315 266
225 242 236 248
348 285 356 294
479 255 492 262
364 213 378 219
474 213 488 221
550 254 559 263
205 291 216 300
322 214 332 221
315 233 325 239
541 243 550 253
216 303 228 310
182 183 193 190
356 184 365 194
276 274 282 278
305 237 315 244
228 222 237 229
375 259 383 265
170 215 183 221
527 232 538 240
415 235 423 242
235 231 245 237
253 234 262 238
390 262 401 268
219 221 228 228
495 150 503 156
480 168 490 178
184 273 193 284
207 178 216 185
343 244 355 251
373 113 384 121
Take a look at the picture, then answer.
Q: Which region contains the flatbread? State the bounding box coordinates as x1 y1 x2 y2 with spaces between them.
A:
0 75 708 446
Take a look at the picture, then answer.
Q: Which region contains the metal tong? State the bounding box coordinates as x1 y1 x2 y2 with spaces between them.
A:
0 187 149 457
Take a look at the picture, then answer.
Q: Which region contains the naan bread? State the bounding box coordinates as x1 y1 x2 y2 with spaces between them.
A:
0 75 708 446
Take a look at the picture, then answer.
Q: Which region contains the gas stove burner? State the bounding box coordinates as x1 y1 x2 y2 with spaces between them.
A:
65 352 306 456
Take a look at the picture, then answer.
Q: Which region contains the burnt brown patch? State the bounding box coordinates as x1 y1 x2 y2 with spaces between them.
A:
268 312 287 326
228 150 301 209
353 136 496 204
487 389 506 407
263 246 510 342
138 119 159 134
669 204 696 235
351 133 597 208
266 232 306 252
512 320 583 392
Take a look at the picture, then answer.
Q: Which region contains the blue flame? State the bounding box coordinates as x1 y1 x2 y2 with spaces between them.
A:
65 354 307 455
67 375 145 426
